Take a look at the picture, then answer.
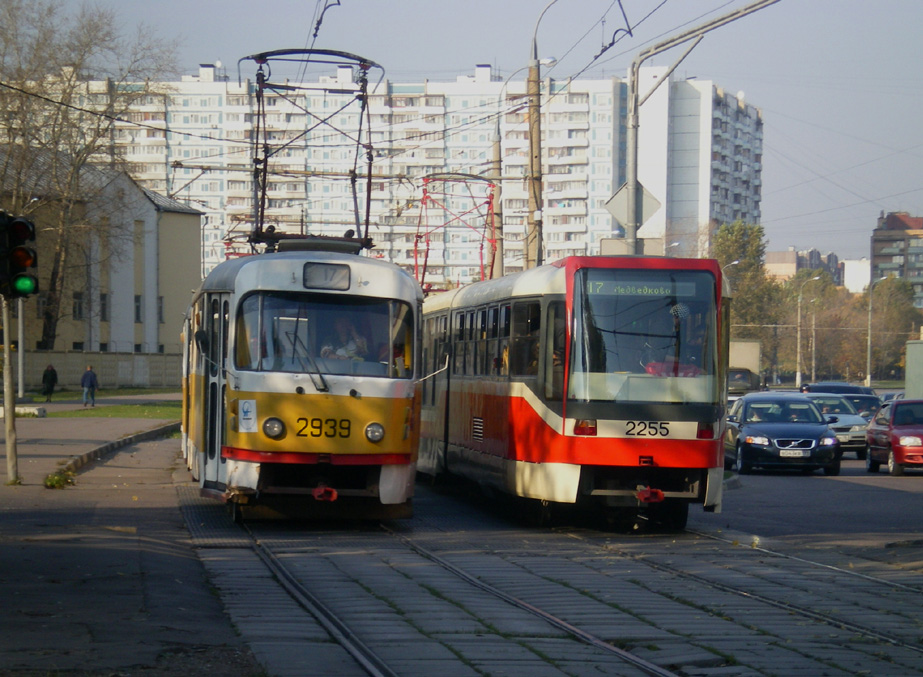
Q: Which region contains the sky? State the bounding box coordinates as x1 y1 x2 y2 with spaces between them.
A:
78 0 923 260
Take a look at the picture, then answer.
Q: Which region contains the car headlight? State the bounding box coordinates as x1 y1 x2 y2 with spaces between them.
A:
898 435 922 446
820 436 837 446
745 435 770 446
263 417 285 439
365 422 385 443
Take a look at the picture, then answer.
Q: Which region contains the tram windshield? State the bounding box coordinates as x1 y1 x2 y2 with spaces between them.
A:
568 268 719 404
235 292 414 378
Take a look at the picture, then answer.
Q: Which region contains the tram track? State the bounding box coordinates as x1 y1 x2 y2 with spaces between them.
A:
185 484 923 676
240 519 683 677
599 534 923 658
247 525 400 677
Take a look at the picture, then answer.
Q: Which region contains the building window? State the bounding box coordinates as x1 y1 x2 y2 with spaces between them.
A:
134 295 142 323
100 293 109 322
72 342 84 351
158 296 164 324
73 292 84 321
99 343 109 352
134 344 142 353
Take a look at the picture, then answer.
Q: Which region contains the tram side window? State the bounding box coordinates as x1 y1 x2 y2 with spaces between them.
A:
465 310 476 376
497 304 510 376
476 308 488 375
209 298 221 377
510 301 541 376
453 312 465 374
388 301 415 377
546 302 566 399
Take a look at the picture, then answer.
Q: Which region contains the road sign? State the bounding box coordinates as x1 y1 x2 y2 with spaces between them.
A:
605 182 661 226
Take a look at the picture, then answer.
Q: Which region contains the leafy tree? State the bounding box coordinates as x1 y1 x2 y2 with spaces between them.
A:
0 0 176 348
711 221 782 378
864 277 920 381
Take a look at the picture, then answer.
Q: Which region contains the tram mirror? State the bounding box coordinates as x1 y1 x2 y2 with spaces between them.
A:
194 329 209 353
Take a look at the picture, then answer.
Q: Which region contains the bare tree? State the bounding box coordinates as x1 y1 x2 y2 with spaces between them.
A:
0 0 177 348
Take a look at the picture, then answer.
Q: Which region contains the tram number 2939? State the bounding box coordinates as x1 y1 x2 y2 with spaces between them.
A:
297 418 351 438
624 420 670 437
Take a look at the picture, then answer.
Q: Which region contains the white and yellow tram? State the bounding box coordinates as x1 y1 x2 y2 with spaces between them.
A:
181 243 422 519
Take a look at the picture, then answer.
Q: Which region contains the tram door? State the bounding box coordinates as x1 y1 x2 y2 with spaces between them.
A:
199 293 229 488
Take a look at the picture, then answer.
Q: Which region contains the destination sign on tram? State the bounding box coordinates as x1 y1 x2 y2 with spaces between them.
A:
586 281 697 296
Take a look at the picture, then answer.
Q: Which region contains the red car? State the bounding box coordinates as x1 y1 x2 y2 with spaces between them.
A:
866 400 923 476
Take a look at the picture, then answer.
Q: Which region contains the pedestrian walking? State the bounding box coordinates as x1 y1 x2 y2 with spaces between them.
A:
81 365 99 407
41 364 58 402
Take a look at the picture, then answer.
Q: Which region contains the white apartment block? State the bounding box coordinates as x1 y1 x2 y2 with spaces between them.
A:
110 63 762 284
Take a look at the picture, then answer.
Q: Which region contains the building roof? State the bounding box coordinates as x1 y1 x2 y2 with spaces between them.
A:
141 188 204 215
878 212 923 231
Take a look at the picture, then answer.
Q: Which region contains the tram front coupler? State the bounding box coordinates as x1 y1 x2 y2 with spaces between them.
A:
311 484 339 502
636 486 665 504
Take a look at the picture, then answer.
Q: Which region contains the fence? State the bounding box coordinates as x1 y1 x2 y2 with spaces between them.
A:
13 351 182 392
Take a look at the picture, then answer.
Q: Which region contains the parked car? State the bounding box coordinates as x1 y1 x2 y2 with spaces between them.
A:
800 381 876 395
804 393 869 459
725 392 841 475
842 393 883 420
866 400 923 476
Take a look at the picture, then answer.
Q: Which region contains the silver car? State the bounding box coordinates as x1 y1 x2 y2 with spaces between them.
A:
805 393 869 459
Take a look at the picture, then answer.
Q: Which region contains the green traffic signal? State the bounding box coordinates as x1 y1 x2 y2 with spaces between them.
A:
6 216 37 299
11 274 37 296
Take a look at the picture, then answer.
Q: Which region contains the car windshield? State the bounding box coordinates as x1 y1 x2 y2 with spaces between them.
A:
845 395 881 417
745 400 823 424
810 396 858 415
892 403 923 426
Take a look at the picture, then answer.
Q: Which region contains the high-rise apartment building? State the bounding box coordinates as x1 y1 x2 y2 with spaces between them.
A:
109 63 762 282
871 211 923 307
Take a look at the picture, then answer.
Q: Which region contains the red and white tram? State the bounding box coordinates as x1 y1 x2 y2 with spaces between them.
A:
418 255 729 528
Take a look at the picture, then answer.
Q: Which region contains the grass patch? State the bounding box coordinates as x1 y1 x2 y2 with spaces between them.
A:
36 387 180 404
44 469 75 489
48 401 182 420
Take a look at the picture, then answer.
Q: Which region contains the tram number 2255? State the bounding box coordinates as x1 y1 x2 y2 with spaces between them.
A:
624 420 670 437
296 418 351 438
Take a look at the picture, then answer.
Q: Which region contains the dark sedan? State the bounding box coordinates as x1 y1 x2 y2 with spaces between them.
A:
725 393 841 475
866 400 923 476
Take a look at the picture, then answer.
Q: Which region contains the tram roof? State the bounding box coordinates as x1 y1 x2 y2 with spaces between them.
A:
423 255 725 313
194 250 423 301
424 262 565 313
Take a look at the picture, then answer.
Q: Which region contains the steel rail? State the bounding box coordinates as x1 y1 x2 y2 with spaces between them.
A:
381 524 681 677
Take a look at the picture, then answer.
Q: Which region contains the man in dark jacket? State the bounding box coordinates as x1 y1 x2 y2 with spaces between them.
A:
81 365 99 407
41 364 58 402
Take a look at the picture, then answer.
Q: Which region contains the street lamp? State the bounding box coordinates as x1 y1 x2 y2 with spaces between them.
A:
624 0 781 254
795 275 820 389
866 276 887 388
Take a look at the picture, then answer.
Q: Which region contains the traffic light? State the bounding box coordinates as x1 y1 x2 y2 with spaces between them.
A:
0 212 9 290
6 216 37 299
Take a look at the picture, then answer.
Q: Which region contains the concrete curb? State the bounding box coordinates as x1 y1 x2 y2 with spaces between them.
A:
62 421 182 475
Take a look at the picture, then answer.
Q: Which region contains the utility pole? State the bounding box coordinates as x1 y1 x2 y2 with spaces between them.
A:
490 114 504 279
3 296 17 484
525 53 544 268
624 0 781 254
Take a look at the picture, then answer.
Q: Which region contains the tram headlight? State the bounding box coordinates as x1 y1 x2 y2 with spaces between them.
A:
365 422 385 443
263 417 285 439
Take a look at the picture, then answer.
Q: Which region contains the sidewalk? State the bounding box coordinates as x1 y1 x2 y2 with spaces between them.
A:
0 394 264 675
